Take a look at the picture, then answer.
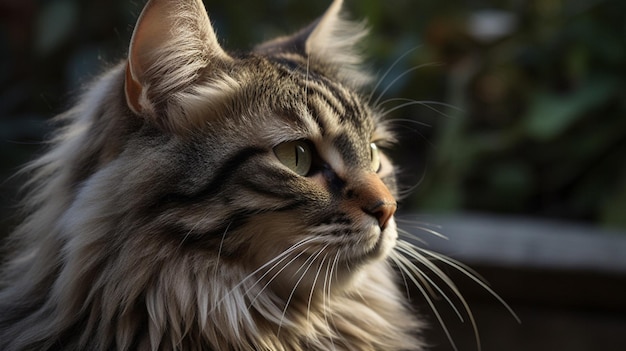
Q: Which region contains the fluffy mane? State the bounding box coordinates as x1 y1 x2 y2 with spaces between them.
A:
0 1 427 350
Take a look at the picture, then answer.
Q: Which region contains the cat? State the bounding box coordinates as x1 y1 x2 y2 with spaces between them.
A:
0 0 459 350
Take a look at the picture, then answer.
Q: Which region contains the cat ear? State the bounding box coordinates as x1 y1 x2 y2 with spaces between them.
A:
255 0 369 86
125 0 232 124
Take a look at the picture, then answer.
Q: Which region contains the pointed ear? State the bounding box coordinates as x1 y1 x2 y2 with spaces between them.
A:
125 0 231 122
255 0 369 86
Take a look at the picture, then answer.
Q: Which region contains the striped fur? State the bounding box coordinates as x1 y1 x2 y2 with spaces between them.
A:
0 1 425 350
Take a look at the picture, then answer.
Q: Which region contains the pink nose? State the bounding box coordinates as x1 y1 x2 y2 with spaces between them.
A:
365 200 397 229
355 173 397 229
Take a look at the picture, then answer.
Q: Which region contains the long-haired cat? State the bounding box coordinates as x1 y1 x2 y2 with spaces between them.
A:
0 0 445 350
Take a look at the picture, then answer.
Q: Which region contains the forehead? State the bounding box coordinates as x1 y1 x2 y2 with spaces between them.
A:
192 55 379 172
260 57 376 166
249 56 375 134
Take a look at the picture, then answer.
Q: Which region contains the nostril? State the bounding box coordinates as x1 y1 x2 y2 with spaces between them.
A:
364 201 397 229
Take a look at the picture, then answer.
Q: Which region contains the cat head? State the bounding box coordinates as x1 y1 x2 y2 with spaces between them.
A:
67 0 399 298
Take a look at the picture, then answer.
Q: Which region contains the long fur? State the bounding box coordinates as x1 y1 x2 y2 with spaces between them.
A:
0 1 427 350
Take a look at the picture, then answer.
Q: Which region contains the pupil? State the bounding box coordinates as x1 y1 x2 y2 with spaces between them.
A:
295 145 301 165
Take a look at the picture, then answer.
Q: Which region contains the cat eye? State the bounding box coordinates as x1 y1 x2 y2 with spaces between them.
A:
370 143 381 172
274 140 313 176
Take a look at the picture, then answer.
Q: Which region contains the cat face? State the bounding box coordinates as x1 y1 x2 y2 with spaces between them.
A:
77 0 399 299
119 58 399 297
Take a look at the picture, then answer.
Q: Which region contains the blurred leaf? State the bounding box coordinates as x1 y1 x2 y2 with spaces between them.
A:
525 75 618 140
601 180 626 229
489 162 532 196
35 0 78 56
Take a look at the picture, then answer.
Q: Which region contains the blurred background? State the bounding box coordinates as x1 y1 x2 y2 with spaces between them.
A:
1 0 625 350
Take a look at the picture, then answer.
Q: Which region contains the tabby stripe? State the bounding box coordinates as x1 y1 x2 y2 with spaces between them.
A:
333 132 361 168
273 63 336 135
153 147 266 208
305 81 346 118
305 98 328 136
276 61 362 130
312 83 364 129
188 146 267 200
308 91 342 124
306 88 350 135
347 93 370 130
173 201 303 248
167 208 257 247
275 61 347 117
240 179 297 200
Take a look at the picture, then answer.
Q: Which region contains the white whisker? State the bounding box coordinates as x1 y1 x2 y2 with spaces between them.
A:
210 237 317 313
393 163 430 200
397 228 429 247
396 240 481 350
383 101 458 121
374 63 441 107
396 219 448 240
394 245 465 322
277 244 329 336
213 221 232 281
381 97 462 112
307 252 329 323
246 245 311 310
389 254 459 351
322 251 341 350
176 213 212 251
394 256 413 301
418 247 521 324
368 45 421 104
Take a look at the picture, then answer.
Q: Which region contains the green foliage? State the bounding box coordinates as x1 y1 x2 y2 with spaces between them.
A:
405 0 626 229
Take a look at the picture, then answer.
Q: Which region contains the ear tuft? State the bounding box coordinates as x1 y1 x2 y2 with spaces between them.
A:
255 0 370 87
125 0 232 127
304 0 366 66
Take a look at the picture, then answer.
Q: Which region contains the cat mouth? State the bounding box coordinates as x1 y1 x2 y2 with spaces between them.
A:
304 218 397 262
342 224 396 263
364 229 385 257
362 220 397 259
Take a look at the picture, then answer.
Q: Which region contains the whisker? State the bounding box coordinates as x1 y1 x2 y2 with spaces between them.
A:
210 237 317 313
176 214 212 251
322 252 335 349
368 45 421 104
393 256 413 301
396 219 448 241
384 116 433 128
393 164 429 200
389 254 459 351
305 53 310 105
418 247 521 324
397 228 428 247
328 251 340 331
397 241 480 323
381 100 459 120
277 244 329 336
392 252 437 302
397 238 521 351
380 97 463 111
394 244 465 322
396 240 484 350
307 252 329 323
213 221 233 281
247 246 311 310
373 63 441 107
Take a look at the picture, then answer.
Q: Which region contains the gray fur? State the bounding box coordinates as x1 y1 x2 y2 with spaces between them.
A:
0 1 426 350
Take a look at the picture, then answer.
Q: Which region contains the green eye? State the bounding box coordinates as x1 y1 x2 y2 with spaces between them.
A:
274 140 313 176
370 143 381 172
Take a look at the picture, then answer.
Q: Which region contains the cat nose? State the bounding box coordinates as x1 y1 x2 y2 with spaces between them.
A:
364 200 397 230
356 173 397 230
